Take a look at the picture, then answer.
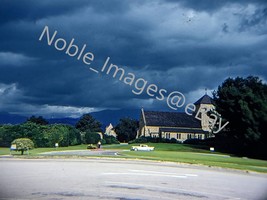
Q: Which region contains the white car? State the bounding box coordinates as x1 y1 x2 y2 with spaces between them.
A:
131 144 155 151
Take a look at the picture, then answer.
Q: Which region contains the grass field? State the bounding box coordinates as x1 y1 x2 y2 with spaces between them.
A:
1 143 267 173
104 143 267 173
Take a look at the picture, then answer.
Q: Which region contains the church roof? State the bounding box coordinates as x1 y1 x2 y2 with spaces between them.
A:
143 111 202 128
194 94 214 105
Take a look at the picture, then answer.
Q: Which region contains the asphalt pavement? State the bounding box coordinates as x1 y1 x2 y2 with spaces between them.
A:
39 149 119 156
0 158 267 200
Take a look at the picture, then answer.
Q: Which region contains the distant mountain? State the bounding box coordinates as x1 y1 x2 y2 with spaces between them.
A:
0 109 141 128
0 112 27 124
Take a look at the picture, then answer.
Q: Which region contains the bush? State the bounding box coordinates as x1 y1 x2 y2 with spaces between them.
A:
87 144 97 149
111 137 120 144
103 135 120 144
129 136 166 144
129 136 182 144
100 138 106 145
183 139 202 145
129 136 148 144
11 138 34 155
170 138 178 143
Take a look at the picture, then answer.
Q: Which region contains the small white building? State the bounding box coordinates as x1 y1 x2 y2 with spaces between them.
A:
105 123 117 138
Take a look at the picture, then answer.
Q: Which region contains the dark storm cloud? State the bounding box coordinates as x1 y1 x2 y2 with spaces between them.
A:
0 0 131 24
0 0 87 24
165 0 267 12
0 0 267 117
238 7 267 33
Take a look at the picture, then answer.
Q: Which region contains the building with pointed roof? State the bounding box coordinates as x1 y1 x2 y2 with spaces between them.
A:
137 94 215 142
194 94 216 132
104 123 117 138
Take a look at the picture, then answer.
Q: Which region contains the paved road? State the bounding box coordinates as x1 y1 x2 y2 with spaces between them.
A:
0 159 267 200
39 150 119 156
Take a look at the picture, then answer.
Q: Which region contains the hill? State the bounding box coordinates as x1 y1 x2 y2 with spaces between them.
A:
0 109 140 128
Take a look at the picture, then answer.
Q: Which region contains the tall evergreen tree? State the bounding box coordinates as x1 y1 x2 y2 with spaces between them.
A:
213 76 267 158
115 118 139 142
75 114 102 132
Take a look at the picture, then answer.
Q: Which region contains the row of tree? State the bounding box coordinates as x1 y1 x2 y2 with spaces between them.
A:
0 122 81 148
0 113 133 148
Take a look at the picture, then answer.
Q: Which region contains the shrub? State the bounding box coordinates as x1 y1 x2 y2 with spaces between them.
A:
129 136 148 144
129 136 166 143
129 136 182 144
100 138 106 145
183 139 202 145
87 144 97 149
111 136 120 144
11 138 34 155
103 135 120 144
170 138 178 143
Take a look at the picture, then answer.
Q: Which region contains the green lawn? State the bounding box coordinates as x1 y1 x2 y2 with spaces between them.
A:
1 143 267 173
120 151 267 173
104 143 210 152
104 143 267 173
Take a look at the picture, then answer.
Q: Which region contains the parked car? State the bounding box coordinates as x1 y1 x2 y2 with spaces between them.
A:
131 144 155 151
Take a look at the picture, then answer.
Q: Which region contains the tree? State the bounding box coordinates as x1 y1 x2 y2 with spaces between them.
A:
213 76 267 158
85 132 101 144
115 118 139 142
67 125 82 146
75 114 102 132
0 122 82 148
0 125 15 147
27 116 48 125
11 138 34 155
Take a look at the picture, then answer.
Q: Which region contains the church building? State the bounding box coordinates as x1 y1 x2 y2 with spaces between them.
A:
137 94 215 142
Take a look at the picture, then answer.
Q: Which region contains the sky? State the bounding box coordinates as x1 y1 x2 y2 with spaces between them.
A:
0 0 267 118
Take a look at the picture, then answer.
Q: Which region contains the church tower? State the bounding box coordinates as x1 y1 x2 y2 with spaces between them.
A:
194 94 215 132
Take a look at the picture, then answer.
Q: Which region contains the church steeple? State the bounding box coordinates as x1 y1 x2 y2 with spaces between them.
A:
194 94 214 105
194 94 215 132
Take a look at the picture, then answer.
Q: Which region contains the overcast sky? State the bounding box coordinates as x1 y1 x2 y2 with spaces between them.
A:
0 0 267 118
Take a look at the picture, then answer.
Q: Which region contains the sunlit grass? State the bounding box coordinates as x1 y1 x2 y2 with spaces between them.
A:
104 143 267 173
120 150 267 173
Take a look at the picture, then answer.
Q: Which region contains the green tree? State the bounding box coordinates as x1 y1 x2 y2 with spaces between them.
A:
85 132 101 144
115 118 139 142
27 115 48 125
213 76 267 158
0 122 82 148
42 124 69 147
11 138 34 155
67 125 82 146
0 125 15 147
75 114 102 132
